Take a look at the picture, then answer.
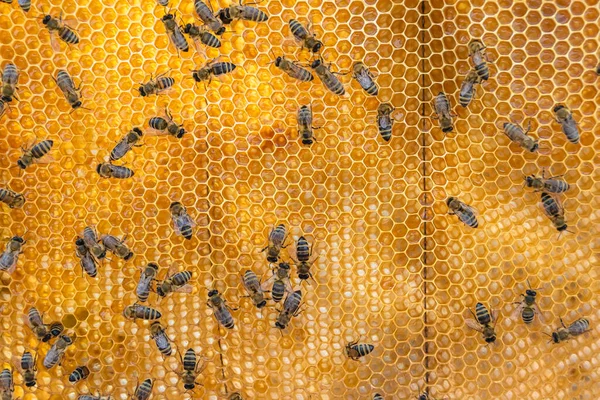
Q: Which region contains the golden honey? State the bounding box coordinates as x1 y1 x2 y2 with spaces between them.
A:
0 0 599 399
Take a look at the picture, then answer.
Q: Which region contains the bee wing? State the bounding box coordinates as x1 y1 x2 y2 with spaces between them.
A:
173 284 193 294
531 302 545 324
284 279 294 294
260 273 276 290
465 319 484 333
463 204 478 215
510 301 525 321
49 31 62 52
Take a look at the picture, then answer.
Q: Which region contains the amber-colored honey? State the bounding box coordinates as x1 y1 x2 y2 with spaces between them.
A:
0 0 599 399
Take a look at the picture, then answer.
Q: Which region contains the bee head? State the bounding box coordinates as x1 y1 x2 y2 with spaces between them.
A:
279 262 290 270
176 128 186 138
524 175 534 185
274 321 285 329
530 142 539 152
557 224 568 232
596 64 600 75
215 26 226 35
551 332 560 343
132 127 143 136
446 197 456 206
72 101 82 109
526 289 537 296
183 23 192 34
302 138 313 145
11 236 24 243
484 336 496 343
17 158 28 169
310 59 321 69
148 262 159 271
502 122 509 129
162 13 174 21
274 56 283 67
184 383 195 390
312 42 323 53
61 335 73 344
123 251 134 261
26 380 36 387
298 272 310 280
42 15 51 24
267 255 278 263
553 104 565 113
191 72 202 82
156 286 166 297
138 86 147 96
169 201 181 211
257 300 267 308
442 125 454 133
208 289 218 297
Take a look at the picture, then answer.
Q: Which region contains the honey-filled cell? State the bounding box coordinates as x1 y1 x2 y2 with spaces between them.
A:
0 0 599 399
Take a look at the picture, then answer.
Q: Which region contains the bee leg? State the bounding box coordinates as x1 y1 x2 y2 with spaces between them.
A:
260 245 268 252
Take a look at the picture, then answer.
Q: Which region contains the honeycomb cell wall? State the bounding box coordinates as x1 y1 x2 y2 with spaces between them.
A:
0 0 598 399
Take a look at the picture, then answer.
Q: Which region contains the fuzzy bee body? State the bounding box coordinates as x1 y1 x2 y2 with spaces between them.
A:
136 263 159 302
21 351 37 387
345 341 374 360
207 289 235 329
261 224 287 263
377 103 394 141
138 72 174 97
0 369 13 399
170 202 194 239
0 236 24 273
149 108 186 138
82 227 107 260
540 192 568 232
548 318 590 344
275 290 302 329
459 70 480 107
310 59 345 95
43 335 73 369
447 197 478 228
123 304 162 321
242 270 267 309
157 270 192 297
69 366 90 383
150 322 172 357
101 234 133 260
352 62 378 95
274 55 314 82
466 303 497 343
194 0 225 35
18 0 30 11
524 172 569 193
42 14 80 50
216 3 268 24
289 19 322 53
17 139 53 169
96 163 135 179
134 378 153 400
553 105 579 144
110 128 143 161
183 23 221 49
75 237 98 277
468 39 490 81
55 70 82 109
0 188 24 208
433 92 454 133
297 105 318 145
191 61 237 85
1 63 19 102
162 13 189 53
180 348 205 390
270 262 291 303
295 236 314 281
27 307 48 341
513 285 541 325
502 121 539 152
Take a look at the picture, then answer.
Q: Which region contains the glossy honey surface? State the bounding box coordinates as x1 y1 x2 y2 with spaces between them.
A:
0 0 599 399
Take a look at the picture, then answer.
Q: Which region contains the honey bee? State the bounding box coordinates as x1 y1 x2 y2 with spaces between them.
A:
133 378 153 400
1 63 19 102
465 303 498 344
289 19 322 54
265 262 292 303
274 289 302 330
544 317 590 344
123 304 162 321
149 108 186 139
182 23 221 50
310 59 345 96
43 334 74 369
18 0 30 12
194 0 225 35
41 13 80 51
150 321 172 357
433 92 454 133
191 59 237 86
459 69 480 107
54 70 83 110
26 307 48 341
297 105 320 145
137 71 175 97
512 280 543 325
241 270 267 309
216 1 268 25
69 366 90 383
377 103 394 142
0 187 25 209
21 350 37 387
447 197 478 228
260 224 288 263
47 321 65 340
0 235 25 273
82 227 107 260
96 163 135 179
0 368 13 400
345 340 375 360
524 169 570 193
502 120 539 152
101 234 133 260
352 62 378 96
540 192 571 234
110 128 143 161
179 348 205 390
294 236 315 282
170 202 195 239
553 104 580 144
207 289 236 329
156 268 193 297
75 237 98 277
468 39 490 81
162 12 189 53
228 393 243 400
373 394 383 400
136 262 159 302
17 139 54 169
271 51 314 82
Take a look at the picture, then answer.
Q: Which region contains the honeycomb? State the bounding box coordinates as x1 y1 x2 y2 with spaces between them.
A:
0 0 598 398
